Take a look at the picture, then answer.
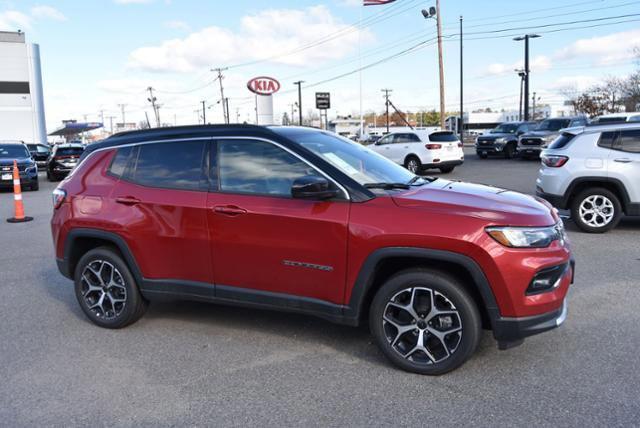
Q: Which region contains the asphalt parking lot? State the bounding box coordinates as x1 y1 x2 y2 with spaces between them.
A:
1 148 639 426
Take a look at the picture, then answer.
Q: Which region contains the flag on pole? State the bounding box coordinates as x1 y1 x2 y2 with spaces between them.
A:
364 0 396 6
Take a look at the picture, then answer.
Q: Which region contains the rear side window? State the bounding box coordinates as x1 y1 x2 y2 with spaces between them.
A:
127 141 207 191
616 130 640 153
598 132 617 149
429 132 458 142
108 146 133 178
548 133 576 149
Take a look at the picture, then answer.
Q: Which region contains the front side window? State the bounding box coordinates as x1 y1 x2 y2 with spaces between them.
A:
616 130 640 153
284 130 416 186
377 134 393 145
218 139 320 197
128 140 206 191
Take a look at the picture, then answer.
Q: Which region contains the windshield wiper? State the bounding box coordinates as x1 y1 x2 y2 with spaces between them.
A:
364 182 411 190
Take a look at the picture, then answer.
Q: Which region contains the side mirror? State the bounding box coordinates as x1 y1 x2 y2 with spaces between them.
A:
291 175 339 200
516 130 525 136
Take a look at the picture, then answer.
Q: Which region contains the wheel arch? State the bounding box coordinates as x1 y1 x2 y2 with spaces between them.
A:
62 229 143 283
404 153 421 166
346 247 500 330
565 177 631 213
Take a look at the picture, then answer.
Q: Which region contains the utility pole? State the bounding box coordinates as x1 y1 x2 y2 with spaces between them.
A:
532 92 537 120
212 68 228 124
201 100 207 124
99 109 105 126
225 98 230 124
117 104 126 127
459 15 464 143
436 0 445 130
147 87 161 127
107 115 116 134
294 81 304 126
514 34 541 121
382 89 392 134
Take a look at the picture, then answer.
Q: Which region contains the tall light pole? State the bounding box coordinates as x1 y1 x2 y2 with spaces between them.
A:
459 15 464 143
422 3 446 130
516 69 526 121
513 34 541 121
294 81 304 126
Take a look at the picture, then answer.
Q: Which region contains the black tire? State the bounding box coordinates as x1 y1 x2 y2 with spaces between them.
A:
404 156 422 174
46 170 52 181
478 153 488 159
74 247 148 329
504 143 515 159
439 166 455 174
369 268 481 375
29 180 39 191
570 187 622 233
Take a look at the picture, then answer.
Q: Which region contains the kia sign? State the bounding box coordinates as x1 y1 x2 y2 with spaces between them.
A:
315 92 331 110
247 77 281 96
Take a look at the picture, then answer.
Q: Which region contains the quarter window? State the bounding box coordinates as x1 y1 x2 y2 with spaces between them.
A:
128 141 207 191
598 132 617 149
218 139 320 197
108 146 132 178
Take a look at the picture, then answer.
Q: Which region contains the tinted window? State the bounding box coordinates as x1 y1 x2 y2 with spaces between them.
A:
377 135 393 145
570 119 587 127
548 133 576 149
517 124 530 133
429 132 458 142
36 145 49 153
394 134 421 143
492 124 519 134
0 144 29 158
108 146 133 178
129 141 206 191
536 119 571 131
617 130 640 153
629 116 640 123
218 140 318 197
56 147 84 156
598 131 617 149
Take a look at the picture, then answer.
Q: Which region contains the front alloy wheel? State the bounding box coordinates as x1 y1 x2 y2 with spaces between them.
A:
405 157 421 174
370 269 481 375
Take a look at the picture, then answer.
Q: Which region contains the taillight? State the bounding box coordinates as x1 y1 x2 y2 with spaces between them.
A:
541 155 569 168
457 142 463 148
52 188 66 209
426 144 442 150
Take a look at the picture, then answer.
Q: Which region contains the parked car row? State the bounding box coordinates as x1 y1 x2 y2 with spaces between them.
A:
0 140 85 191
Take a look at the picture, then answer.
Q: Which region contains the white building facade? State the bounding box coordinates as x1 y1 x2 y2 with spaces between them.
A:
0 31 47 145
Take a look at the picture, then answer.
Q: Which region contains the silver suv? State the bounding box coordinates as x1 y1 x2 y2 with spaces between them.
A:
536 123 640 233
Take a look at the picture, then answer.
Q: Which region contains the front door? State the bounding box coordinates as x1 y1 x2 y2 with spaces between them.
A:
206 138 350 304
608 129 640 203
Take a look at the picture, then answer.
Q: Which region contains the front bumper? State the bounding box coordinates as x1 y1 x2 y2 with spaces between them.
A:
536 189 567 210
493 299 568 349
517 145 543 156
0 172 38 188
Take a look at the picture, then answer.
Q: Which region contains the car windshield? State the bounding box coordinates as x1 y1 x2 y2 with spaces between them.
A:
536 119 571 131
0 144 29 158
56 147 83 156
279 129 418 186
491 124 519 134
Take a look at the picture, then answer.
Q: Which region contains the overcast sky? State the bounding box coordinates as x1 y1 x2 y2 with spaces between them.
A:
1 0 639 129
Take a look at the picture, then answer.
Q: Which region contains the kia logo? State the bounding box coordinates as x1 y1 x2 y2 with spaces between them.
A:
247 76 281 96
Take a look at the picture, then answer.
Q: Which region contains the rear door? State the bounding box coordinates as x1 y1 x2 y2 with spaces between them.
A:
607 129 640 204
206 138 350 304
110 139 212 287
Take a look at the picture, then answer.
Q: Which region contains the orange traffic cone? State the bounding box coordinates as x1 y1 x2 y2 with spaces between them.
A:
6 160 33 223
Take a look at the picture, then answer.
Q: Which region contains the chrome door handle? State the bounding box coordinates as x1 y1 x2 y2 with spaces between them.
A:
614 158 632 163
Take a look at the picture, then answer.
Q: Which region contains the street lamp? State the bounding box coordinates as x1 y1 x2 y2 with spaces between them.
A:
515 69 526 121
513 34 541 121
422 1 446 130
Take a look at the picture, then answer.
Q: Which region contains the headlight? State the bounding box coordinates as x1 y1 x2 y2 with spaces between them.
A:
486 221 566 248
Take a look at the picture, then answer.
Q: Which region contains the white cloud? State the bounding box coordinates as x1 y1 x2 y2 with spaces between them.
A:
128 5 374 73
483 55 552 76
554 28 640 65
114 0 154 4
31 5 67 21
0 10 32 31
164 20 190 31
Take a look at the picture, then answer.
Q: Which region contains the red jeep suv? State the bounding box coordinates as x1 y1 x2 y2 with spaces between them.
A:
51 125 573 375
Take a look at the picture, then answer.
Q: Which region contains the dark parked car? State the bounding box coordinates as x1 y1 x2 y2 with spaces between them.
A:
52 125 573 375
27 143 51 167
0 141 39 191
517 117 588 158
475 122 537 159
46 143 85 181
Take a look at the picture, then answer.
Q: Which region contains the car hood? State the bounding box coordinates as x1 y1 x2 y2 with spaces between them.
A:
392 179 557 226
522 130 558 138
0 157 32 167
479 132 513 139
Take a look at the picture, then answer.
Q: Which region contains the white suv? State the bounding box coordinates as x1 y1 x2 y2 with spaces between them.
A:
536 123 640 233
370 130 464 174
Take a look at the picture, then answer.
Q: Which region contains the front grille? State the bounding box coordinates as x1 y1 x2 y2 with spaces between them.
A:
520 138 542 146
0 164 27 172
477 138 496 145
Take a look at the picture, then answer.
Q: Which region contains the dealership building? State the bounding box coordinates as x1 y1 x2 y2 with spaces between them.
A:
0 31 47 145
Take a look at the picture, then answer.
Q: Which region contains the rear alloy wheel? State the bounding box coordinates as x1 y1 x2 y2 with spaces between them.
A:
571 187 622 233
74 247 148 328
370 269 481 375
405 156 422 174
